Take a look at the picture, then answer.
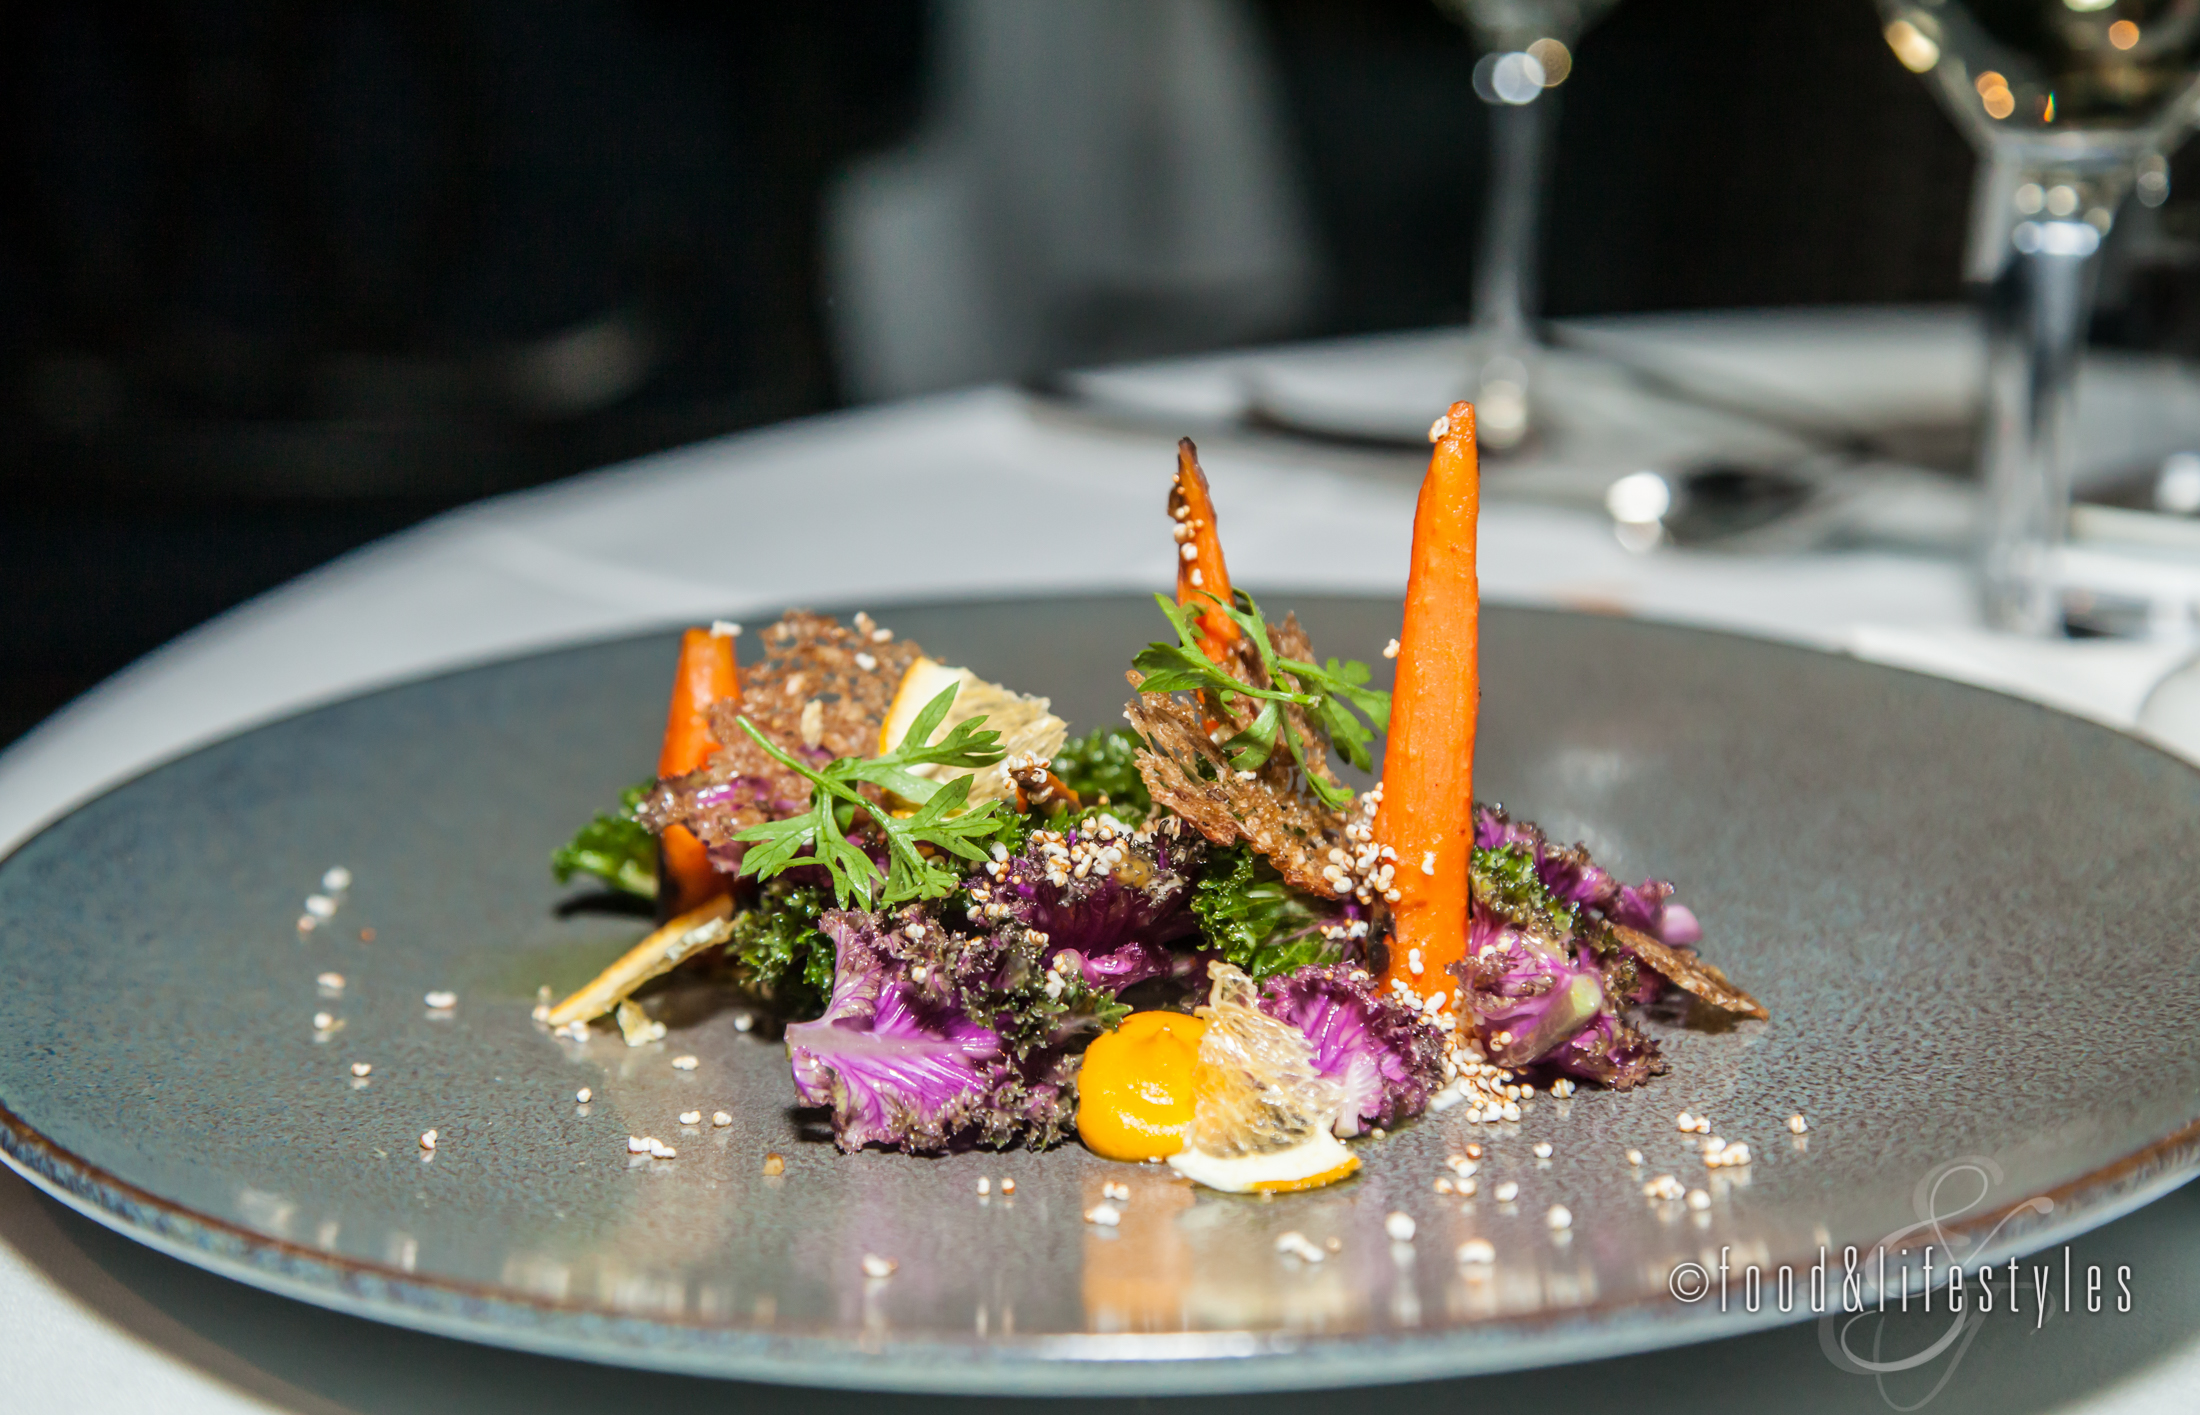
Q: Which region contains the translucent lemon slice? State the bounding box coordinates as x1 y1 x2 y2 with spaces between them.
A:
1167 1130 1360 1194
879 657 1068 806
1164 962 1360 1194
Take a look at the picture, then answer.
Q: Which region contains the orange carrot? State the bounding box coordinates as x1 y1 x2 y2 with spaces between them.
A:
1376 402 1479 1004
1170 438 1239 659
657 626 741 915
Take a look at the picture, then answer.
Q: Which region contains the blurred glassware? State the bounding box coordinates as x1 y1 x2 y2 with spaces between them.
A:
1434 0 1621 451
1877 0 2200 635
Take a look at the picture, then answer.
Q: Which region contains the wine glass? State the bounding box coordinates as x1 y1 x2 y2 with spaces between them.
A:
1434 0 1621 450
1877 1 2200 635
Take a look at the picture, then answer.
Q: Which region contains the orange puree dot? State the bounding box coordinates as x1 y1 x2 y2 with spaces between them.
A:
1075 1011 1208 1161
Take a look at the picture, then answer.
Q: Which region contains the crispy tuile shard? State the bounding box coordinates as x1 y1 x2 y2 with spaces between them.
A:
1124 614 1352 898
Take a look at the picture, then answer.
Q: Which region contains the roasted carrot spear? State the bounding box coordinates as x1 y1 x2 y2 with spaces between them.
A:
657 626 741 915
1170 438 1239 659
1376 402 1479 1003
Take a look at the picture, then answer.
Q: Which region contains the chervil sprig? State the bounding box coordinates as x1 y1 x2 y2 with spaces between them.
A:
1131 590 1390 810
730 685 1013 908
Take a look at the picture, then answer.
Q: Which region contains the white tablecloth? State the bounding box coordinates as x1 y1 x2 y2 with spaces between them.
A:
4 357 2197 1412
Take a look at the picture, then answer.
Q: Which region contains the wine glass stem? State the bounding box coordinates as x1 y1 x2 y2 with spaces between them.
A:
1978 221 2101 636
1473 94 1553 347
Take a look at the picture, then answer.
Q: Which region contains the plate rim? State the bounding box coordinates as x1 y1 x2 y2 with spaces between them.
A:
6 1094 2196 1394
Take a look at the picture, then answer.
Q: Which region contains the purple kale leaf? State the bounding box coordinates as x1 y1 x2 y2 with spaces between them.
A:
1472 804 1706 1008
1459 903 1618 1074
784 902 1123 1153
1258 963 1445 1135
785 911 1008 1153
961 814 1209 994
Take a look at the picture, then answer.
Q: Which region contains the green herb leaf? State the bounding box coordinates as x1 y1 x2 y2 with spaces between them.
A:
550 781 657 899
1221 699 1283 771
1133 590 1391 809
728 685 1014 908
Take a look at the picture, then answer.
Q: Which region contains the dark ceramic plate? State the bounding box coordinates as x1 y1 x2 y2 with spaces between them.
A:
3 597 2197 1394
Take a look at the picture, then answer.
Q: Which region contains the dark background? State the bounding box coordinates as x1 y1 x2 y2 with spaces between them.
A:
4 0 2197 748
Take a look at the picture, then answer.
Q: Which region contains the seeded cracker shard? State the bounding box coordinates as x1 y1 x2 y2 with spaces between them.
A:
639 612 925 847
1608 923 1768 1020
1124 612 1352 898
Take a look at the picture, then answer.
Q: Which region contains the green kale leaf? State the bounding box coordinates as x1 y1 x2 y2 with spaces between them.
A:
1191 846 1344 980
1048 727 1153 820
728 882 834 1018
550 781 657 899
1470 844 1577 938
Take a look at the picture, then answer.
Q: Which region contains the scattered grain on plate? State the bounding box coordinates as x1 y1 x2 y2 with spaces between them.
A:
1676 1111 1695 1131
1084 1203 1122 1227
1464 1143 1483 1159
322 866 352 892
313 1011 335 1030
977 1177 991 1196
1705 1142 1752 1168
424 990 456 1009
999 1178 1015 1195
1789 1114 1810 1134
317 972 345 992
1625 1148 1645 1167
648 1140 677 1159
1546 1204 1573 1231
305 895 337 919
576 1087 592 1104
733 1014 754 1033
350 1062 372 1077
1459 1178 1479 1197
762 1152 786 1177
419 1129 438 1151
1686 1188 1711 1211
1644 1174 1686 1200
679 1110 702 1126
712 1111 732 1127
297 916 318 933
1532 1142 1553 1159
1385 1212 1417 1242
1102 1181 1129 1202
1275 1231 1325 1263
862 1254 898 1279
360 927 377 942
1494 1181 1519 1203
672 1055 700 1071
1433 1177 1455 1194
627 1136 651 1153
1457 1238 1496 1265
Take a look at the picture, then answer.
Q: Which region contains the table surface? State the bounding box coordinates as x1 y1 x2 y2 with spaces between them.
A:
4 312 2197 1413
